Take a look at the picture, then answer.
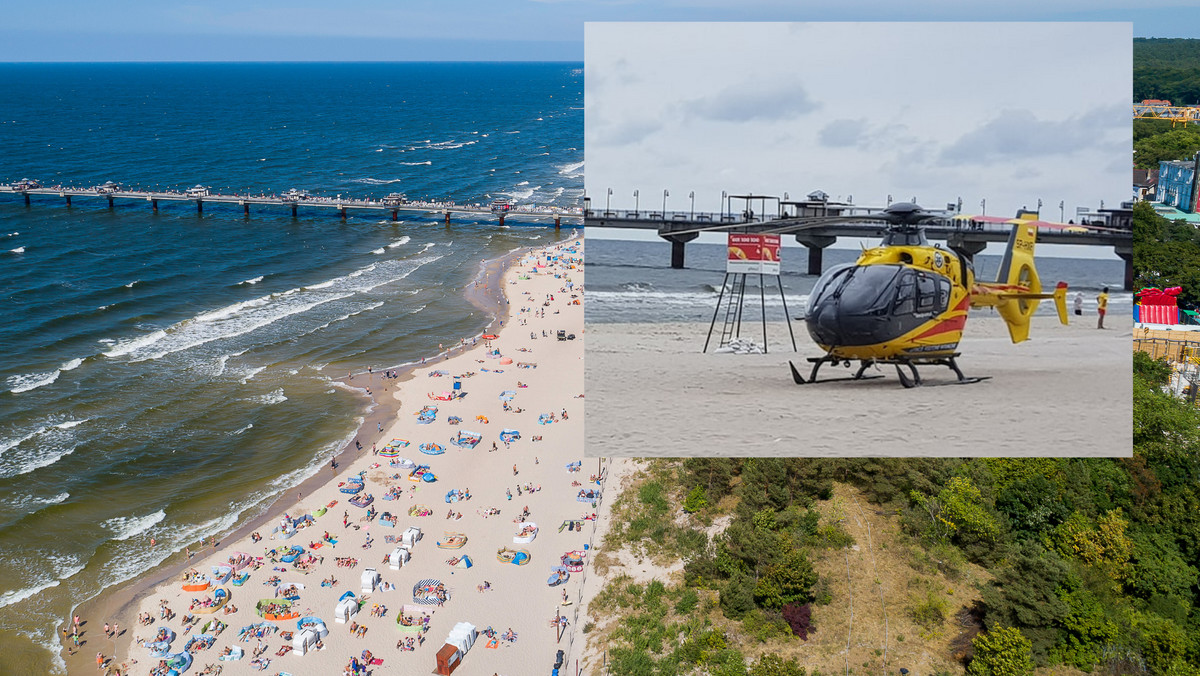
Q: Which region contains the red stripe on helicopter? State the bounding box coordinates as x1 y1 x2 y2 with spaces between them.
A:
912 315 968 341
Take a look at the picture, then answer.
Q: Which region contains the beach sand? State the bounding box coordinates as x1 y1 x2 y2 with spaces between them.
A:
586 315 1131 457
67 238 593 676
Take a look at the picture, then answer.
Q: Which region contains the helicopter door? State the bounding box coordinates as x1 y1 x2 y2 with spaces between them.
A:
916 274 937 314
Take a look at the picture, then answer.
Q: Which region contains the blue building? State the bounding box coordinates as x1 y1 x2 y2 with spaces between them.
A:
1158 158 1199 212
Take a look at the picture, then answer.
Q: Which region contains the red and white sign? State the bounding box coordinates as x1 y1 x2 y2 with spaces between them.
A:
727 234 781 275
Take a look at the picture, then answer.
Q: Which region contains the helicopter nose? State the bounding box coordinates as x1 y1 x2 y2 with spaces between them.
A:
808 299 843 344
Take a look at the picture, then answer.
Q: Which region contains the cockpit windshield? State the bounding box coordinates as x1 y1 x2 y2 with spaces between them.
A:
810 264 904 316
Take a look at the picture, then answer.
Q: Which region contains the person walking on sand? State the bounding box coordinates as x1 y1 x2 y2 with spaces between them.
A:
96 652 104 671
1097 287 1109 329
1073 291 1083 317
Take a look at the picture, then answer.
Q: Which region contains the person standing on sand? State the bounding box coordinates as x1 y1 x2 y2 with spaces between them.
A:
1097 287 1109 329
1073 291 1083 316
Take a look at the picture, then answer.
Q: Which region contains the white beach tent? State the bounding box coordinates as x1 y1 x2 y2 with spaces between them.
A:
446 621 478 653
361 567 381 593
334 593 359 624
402 526 422 548
388 546 410 570
292 627 322 655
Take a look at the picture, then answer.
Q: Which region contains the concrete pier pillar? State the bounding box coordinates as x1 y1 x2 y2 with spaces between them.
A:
243 202 250 217
23 193 30 206
554 217 561 230
662 231 699 269
391 209 398 222
151 199 158 212
65 195 72 207
339 206 346 220
197 200 203 215
1116 247 1133 291
499 214 505 227
794 234 837 275
445 211 451 226
291 204 298 219
107 196 114 209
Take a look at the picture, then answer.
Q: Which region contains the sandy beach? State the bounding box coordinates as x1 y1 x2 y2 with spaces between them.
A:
586 315 1132 457
67 237 593 676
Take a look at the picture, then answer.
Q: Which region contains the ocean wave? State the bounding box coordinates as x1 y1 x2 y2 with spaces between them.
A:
398 161 432 166
104 509 167 541
516 181 530 186
500 186 538 201
0 563 85 609
9 246 25 254
239 366 266 384
387 236 411 248
353 178 404 184
231 423 253 435
371 248 385 255
5 232 17 237
34 492 70 506
7 370 59 394
4 444 78 478
557 160 584 178
421 243 436 252
239 276 264 286
102 329 168 358
251 388 287 406
55 418 88 429
124 280 138 288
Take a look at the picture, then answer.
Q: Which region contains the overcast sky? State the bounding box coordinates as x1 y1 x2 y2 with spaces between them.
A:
0 2 1193 61
585 22 1130 255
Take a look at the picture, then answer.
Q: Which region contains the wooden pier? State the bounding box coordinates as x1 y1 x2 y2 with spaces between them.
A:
1 183 582 229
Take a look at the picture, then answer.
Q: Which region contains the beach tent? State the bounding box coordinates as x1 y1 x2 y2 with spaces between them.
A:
274 582 305 601
402 526 422 548
412 578 448 605
218 647 243 661
210 565 233 585
361 567 381 593
164 651 192 676
453 555 473 569
334 592 359 624
388 546 410 570
292 627 321 655
513 522 538 544
445 489 464 503
446 621 478 653
498 390 516 401
500 429 520 443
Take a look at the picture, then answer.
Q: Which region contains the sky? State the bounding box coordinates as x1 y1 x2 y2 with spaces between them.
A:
585 22 1131 256
0 1 1197 61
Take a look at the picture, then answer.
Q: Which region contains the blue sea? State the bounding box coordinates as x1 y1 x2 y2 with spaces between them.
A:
0 62 581 674
586 238 1131 324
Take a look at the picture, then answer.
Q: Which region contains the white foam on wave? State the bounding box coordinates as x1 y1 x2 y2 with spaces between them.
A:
231 423 253 436
239 276 264 286
61 358 83 372
387 236 411 248
239 366 266 384
251 388 287 406
0 561 85 609
558 160 584 177
516 181 530 186
124 280 138 288
104 509 167 541
0 428 47 456
9 246 24 254
371 248 386 255
421 243 436 252
501 186 538 201
398 161 432 166
5 232 17 237
55 418 88 430
102 256 440 363
7 370 59 394
8 444 77 478
353 178 404 185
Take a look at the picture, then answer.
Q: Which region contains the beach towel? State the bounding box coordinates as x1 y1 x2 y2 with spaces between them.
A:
370 658 383 666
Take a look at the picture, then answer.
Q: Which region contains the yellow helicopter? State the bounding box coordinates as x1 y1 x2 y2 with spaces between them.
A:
783 202 1068 387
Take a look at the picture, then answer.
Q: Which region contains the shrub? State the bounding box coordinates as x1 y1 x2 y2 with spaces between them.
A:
782 603 815 640
967 625 1034 676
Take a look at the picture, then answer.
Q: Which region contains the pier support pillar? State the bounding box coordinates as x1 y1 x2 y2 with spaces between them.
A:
339 207 346 221
391 209 398 222
499 214 505 227
107 196 114 209
554 217 561 230
151 199 157 212
661 231 699 269
197 200 203 215
795 234 837 275
1115 245 1133 291
445 211 451 227
65 195 72 207
291 204 298 219
946 234 987 262
243 202 250 217
23 193 30 206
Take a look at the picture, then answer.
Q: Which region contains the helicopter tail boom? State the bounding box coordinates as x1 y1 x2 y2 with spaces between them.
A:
970 223 1067 343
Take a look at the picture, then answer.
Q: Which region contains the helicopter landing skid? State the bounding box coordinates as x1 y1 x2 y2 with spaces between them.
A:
789 358 885 385
789 354 990 388
884 355 991 389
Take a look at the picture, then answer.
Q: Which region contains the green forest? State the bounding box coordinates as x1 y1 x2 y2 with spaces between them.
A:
592 365 1200 674
1134 38 1200 104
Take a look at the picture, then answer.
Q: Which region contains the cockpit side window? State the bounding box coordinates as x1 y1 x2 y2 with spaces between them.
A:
893 270 916 315
916 274 937 312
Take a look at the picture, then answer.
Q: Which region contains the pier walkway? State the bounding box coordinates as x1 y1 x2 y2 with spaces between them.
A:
1 182 582 228
584 198 1134 289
